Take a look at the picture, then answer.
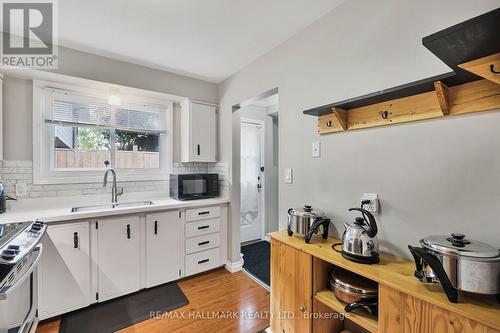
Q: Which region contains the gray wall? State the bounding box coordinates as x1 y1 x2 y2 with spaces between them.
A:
219 0 500 261
3 77 33 161
2 46 219 162
51 46 218 103
240 105 279 234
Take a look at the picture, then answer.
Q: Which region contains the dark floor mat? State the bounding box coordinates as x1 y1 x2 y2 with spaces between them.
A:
59 282 189 333
241 241 270 286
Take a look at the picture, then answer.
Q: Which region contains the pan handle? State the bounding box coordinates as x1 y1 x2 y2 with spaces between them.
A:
408 246 458 303
344 298 377 313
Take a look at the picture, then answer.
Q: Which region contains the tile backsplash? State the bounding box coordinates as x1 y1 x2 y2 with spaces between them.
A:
0 160 229 199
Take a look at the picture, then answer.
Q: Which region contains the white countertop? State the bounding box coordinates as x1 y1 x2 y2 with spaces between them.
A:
0 191 230 224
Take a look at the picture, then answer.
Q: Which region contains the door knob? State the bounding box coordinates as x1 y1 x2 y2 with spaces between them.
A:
257 184 262 189
299 306 307 312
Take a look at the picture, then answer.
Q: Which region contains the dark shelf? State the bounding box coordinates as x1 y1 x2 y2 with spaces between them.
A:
303 8 500 117
303 72 454 116
423 7 500 86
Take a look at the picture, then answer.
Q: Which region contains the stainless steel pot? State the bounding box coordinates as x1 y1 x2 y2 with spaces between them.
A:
287 205 330 243
409 233 500 303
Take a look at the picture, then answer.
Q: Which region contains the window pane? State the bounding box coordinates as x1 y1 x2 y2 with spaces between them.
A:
115 130 160 169
54 126 111 169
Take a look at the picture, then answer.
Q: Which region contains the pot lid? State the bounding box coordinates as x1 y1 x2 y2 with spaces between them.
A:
289 205 325 218
329 269 378 296
420 233 500 258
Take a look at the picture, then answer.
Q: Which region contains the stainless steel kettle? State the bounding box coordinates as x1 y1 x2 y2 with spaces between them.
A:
337 207 379 264
287 205 330 243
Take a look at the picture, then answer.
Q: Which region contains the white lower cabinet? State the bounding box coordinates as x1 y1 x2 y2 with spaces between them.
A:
96 216 142 302
145 211 183 287
185 248 221 276
38 204 227 319
38 222 91 320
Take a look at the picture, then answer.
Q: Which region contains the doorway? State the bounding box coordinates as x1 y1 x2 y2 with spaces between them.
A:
236 91 279 289
240 119 265 243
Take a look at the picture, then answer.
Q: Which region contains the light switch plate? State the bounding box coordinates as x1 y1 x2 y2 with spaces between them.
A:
284 168 293 184
312 141 321 158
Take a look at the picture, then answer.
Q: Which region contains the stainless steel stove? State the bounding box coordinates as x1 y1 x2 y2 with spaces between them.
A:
0 220 46 333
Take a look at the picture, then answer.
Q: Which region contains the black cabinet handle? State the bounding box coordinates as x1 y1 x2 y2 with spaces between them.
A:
198 259 209 264
198 211 210 215
197 144 201 156
198 225 210 230
198 241 210 246
154 221 158 235
127 224 131 239
73 232 79 249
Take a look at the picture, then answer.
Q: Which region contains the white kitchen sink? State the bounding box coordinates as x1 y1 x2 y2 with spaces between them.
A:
71 201 154 213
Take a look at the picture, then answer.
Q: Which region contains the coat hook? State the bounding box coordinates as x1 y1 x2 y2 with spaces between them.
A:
490 64 500 74
326 120 332 127
381 111 389 119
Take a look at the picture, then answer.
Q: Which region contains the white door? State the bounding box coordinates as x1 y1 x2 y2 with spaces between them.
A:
38 222 91 320
145 211 182 287
97 216 141 302
191 102 216 162
240 121 264 243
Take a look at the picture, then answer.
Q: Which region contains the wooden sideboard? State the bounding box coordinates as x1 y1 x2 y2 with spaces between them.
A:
270 230 500 333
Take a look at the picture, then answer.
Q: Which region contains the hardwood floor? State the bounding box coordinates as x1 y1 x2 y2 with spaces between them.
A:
36 269 270 333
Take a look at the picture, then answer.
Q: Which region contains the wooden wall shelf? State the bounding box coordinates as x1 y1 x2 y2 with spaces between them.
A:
304 8 500 135
314 78 500 135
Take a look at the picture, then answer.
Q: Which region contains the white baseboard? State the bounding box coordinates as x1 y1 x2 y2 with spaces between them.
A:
225 260 244 273
264 235 271 242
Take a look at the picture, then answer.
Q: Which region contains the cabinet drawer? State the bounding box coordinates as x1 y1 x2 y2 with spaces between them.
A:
185 233 220 254
185 218 220 237
185 206 221 221
185 248 220 276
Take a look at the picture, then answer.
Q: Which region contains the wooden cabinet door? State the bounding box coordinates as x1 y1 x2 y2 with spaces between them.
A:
379 284 500 333
145 211 182 287
271 239 312 333
38 222 91 320
97 216 141 302
190 102 216 162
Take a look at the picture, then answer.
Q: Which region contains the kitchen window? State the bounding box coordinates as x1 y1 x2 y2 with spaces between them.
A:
33 80 173 184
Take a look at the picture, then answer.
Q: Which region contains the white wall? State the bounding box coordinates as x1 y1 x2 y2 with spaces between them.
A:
219 0 500 262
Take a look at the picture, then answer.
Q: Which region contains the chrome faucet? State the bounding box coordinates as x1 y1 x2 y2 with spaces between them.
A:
103 161 123 203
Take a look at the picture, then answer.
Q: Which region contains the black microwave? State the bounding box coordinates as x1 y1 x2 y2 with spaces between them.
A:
170 174 219 200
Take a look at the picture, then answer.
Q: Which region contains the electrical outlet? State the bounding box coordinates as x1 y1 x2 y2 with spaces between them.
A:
361 193 379 214
312 142 321 158
15 183 28 197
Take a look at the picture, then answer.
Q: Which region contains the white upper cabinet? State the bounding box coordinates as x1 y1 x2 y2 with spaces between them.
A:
96 216 142 302
145 211 183 287
38 222 91 320
180 99 217 162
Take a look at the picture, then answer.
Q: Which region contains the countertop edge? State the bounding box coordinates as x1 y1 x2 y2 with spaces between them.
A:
0 197 230 224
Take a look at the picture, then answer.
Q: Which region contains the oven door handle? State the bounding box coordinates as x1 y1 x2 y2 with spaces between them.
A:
0 244 43 300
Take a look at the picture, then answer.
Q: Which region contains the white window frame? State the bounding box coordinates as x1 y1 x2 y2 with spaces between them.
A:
33 79 173 184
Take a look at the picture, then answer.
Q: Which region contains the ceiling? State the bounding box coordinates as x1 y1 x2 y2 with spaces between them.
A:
58 0 346 83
